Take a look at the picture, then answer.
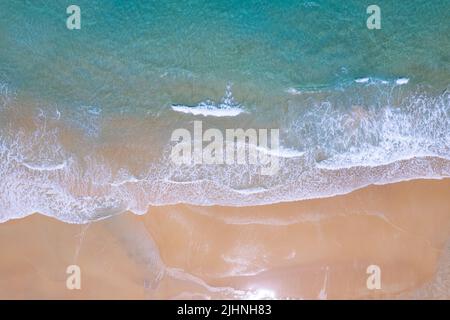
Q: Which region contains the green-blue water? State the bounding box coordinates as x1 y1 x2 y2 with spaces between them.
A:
1 0 449 111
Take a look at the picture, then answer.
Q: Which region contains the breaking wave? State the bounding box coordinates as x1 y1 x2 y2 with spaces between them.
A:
171 84 246 117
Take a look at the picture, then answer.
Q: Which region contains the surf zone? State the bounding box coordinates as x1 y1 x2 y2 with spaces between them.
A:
170 121 280 175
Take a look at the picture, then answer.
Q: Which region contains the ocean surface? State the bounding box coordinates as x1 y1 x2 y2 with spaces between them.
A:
0 0 449 223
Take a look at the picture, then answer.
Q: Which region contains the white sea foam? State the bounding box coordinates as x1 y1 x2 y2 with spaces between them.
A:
231 187 268 195
256 145 305 158
288 76 405 96
285 87 303 95
396 78 410 85
110 176 142 187
171 83 245 117
355 77 370 83
171 105 244 117
354 77 402 85
395 78 409 86
0 88 449 224
21 160 68 171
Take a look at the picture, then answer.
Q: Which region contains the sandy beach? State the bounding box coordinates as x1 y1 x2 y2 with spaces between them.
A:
2 0 450 304
1 178 449 299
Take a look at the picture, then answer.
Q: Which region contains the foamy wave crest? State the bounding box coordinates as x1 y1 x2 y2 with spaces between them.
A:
353 77 409 86
21 160 68 171
286 76 410 96
256 145 305 158
172 84 246 117
171 105 244 117
289 91 450 169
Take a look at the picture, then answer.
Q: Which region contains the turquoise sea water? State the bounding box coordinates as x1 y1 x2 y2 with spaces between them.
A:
1 0 449 110
0 1 449 222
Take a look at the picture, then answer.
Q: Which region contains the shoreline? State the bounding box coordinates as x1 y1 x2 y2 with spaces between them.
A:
1 178 449 299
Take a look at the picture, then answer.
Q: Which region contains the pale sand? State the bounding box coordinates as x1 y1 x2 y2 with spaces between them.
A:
0 178 449 299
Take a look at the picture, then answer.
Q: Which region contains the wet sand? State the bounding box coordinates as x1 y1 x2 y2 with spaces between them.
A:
0 178 449 299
